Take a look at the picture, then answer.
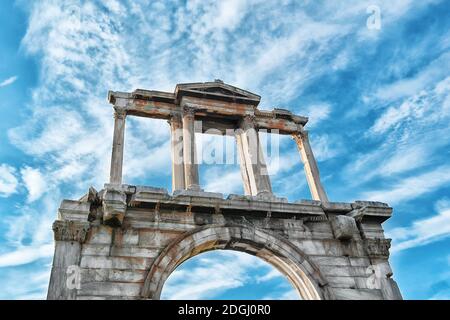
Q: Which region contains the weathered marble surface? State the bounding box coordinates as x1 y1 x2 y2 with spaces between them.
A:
47 186 402 300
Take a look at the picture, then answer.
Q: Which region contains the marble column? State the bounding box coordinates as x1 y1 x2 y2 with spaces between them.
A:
169 113 185 192
182 106 200 190
235 129 252 195
238 115 272 196
293 130 328 203
109 107 127 185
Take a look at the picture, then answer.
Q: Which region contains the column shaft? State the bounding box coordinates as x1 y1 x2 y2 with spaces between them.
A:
239 116 272 196
293 131 328 202
169 114 185 192
235 130 252 195
109 107 126 185
182 108 200 190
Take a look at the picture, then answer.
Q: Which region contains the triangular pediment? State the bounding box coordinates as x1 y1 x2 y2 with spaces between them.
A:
175 81 261 105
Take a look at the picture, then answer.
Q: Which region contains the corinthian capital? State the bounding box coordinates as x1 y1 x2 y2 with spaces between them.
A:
240 114 256 130
182 104 197 117
113 106 127 119
53 220 90 243
364 238 392 259
292 128 308 143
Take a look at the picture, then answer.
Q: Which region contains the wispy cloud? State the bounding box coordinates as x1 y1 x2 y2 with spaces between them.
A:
344 74 450 193
301 103 331 128
0 76 18 87
362 165 450 204
388 198 450 253
161 250 297 300
0 244 53 268
0 267 51 300
0 164 19 197
374 52 450 102
1 0 448 300
20 166 48 203
203 168 243 195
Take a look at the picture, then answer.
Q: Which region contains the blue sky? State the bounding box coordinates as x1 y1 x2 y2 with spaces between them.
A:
0 0 449 300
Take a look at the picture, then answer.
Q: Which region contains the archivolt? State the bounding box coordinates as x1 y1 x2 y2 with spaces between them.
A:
141 225 332 300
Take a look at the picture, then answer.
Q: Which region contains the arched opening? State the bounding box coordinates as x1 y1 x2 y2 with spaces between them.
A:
161 250 300 299
141 226 330 300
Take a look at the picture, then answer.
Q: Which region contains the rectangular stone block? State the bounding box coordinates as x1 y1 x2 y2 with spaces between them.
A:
320 265 368 278
330 215 358 240
81 244 110 256
332 288 383 300
80 269 146 283
110 246 160 258
292 239 344 256
359 222 385 239
310 256 350 267
58 200 91 221
114 229 139 246
78 282 142 297
80 256 152 270
86 226 113 244
138 229 180 247
327 276 357 288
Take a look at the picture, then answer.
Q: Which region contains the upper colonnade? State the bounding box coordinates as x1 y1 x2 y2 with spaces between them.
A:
107 80 328 203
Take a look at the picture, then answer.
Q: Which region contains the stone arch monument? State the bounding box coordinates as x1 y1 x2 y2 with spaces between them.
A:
47 80 402 300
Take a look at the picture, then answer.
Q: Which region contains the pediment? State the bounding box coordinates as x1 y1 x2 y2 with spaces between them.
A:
175 81 261 105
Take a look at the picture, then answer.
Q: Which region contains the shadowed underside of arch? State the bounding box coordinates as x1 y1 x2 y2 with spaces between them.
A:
141 225 332 300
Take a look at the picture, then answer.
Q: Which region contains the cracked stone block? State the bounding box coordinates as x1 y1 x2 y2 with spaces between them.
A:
102 188 127 227
331 215 358 240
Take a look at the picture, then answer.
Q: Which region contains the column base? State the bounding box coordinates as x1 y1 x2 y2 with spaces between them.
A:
186 184 203 192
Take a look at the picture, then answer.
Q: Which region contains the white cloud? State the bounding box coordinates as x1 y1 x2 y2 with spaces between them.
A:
4 192 59 249
345 142 432 186
214 0 248 31
345 74 450 188
371 72 450 135
374 52 450 102
256 268 283 283
3 0 447 300
301 103 331 128
0 76 18 87
380 144 429 176
0 244 54 268
203 167 243 195
161 250 297 300
162 251 262 299
371 91 428 134
388 199 450 253
310 133 342 162
362 165 450 204
0 267 51 300
0 164 19 197
20 166 47 203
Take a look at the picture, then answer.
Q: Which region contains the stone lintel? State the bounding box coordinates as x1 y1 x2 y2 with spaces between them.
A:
173 189 223 199
322 202 353 213
107 82 309 134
